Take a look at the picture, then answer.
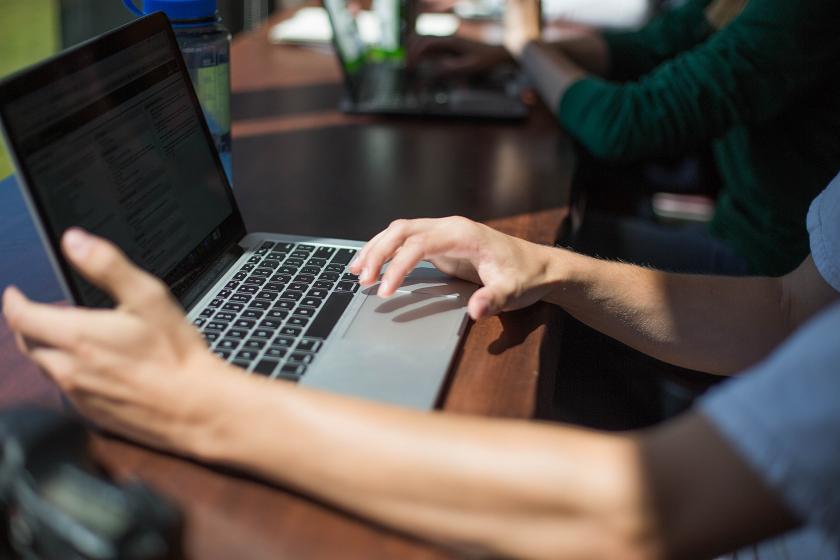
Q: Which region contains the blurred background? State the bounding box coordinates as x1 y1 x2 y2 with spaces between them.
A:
0 0 286 178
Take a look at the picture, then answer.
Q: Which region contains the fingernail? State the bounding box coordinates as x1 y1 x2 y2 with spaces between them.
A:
378 279 389 296
64 228 92 259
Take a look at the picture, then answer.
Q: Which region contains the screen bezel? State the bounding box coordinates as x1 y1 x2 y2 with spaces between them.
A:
0 12 246 307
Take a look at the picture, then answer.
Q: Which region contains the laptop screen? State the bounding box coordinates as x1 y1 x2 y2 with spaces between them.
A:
0 14 244 307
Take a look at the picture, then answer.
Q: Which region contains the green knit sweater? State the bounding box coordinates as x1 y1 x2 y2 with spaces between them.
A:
557 0 840 275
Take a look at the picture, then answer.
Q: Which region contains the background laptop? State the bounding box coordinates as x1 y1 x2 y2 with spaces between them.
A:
323 0 528 119
0 12 473 410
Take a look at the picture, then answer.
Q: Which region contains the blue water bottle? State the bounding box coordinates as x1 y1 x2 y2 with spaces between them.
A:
123 0 233 185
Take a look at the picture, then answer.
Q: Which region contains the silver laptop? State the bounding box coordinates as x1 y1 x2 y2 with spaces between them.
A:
0 13 472 409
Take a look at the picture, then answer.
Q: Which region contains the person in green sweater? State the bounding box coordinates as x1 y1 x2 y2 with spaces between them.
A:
413 0 840 276
412 0 840 427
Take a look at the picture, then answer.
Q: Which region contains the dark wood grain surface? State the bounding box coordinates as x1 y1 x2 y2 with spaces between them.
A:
0 10 573 558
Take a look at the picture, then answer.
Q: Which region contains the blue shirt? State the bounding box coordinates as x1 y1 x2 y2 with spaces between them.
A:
700 176 840 558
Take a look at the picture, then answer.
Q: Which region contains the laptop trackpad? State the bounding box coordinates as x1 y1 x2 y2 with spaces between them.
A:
300 290 469 409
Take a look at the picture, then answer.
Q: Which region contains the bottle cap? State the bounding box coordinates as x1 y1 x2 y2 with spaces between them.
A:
126 0 217 21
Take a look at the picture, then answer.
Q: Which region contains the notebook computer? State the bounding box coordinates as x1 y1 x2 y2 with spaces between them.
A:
323 0 528 119
0 13 473 410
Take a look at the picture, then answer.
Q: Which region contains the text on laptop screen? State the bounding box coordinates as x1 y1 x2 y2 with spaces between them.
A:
1 26 236 306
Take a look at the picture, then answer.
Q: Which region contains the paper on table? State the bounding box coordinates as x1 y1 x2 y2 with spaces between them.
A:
268 7 459 45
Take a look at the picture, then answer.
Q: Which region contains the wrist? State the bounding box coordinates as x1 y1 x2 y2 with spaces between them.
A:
540 245 589 307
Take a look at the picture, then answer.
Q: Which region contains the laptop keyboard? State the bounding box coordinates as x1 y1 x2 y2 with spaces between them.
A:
192 241 359 381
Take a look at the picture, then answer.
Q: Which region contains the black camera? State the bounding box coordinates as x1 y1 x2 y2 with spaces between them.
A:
0 408 182 560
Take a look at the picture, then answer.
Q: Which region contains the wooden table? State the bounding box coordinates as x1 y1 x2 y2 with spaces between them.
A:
0 12 573 559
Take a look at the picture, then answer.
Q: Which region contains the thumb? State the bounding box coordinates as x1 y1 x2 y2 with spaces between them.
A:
62 228 175 315
467 285 508 320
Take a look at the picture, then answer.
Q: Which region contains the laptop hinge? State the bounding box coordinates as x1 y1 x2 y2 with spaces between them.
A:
180 242 244 312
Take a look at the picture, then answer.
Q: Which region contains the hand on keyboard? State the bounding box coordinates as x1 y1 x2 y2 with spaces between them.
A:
349 216 557 320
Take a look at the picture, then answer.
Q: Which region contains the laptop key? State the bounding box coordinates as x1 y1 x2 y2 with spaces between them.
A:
243 339 266 350
253 329 274 339
280 326 302 337
341 273 359 282
313 280 333 290
324 264 343 273
280 364 306 377
307 258 327 268
265 282 285 292
248 256 261 264
240 264 254 272
200 308 214 318
233 272 247 281
300 266 320 275
290 251 309 260
252 268 272 277
203 331 220 343
281 290 304 301
273 300 295 311
260 319 283 329
223 303 244 312
261 241 276 250
296 339 321 353
297 245 316 252
268 251 287 260
256 291 278 301
272 336 295 348
301 297 323 308
271 274 292 284
215 290 232 299
288 316 309 327
237 285 258 294
193 318 206 328
288 282 309 292
216 339 240 351
206 321 229 331
232 360 250 370
253 359 280 376
208 298 224 308
266 309 289 320
248 300 270 310
231 294 251 302
293 307 315 317
319 272 340 281
307 289 329 299
236 350 260 362
214 350 231 360
335 282 359 293
285 258 304 267
264 347 287 359
262 259 280 269
305 292 353 339
313 247 336 260
234 319 255 329
288 352 314 365
225 281 239 290
274 243 295 252
330 248 356 265
241 309 263 320
278 266 298 275
215 312 236 322
243 276 266 286
226 329 249 339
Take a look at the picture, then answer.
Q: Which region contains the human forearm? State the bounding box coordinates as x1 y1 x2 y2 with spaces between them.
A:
520 40 589 112
197 377 652 559
540 247 790 374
